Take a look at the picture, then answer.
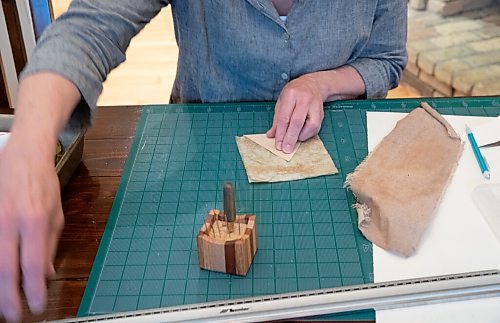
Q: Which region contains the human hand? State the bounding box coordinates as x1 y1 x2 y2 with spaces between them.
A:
266 74 325 153
0 136 63 322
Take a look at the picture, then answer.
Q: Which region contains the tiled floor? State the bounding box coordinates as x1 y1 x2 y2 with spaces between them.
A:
404 5 500 97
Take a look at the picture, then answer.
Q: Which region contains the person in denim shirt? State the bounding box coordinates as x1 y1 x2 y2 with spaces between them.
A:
0 0 407 321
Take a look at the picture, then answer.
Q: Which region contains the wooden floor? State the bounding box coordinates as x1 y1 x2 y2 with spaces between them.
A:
51 1 419 106
52 2 178 106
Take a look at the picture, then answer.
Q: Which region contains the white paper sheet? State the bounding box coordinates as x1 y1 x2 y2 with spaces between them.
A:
367 112 500 323
472 116 500 147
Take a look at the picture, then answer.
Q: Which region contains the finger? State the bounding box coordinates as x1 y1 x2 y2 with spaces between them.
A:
20 215 48 314
298 104 324 142
266 123 277 138
266 97 282 138
274 96 297 151
0 218 22 322
47 202 64 279
281 101 309 153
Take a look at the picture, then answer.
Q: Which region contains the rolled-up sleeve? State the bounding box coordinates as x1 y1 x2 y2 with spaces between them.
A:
348 0 408 99
20 0 169 130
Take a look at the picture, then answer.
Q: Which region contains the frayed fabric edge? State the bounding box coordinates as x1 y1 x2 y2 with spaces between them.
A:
354 203 372 228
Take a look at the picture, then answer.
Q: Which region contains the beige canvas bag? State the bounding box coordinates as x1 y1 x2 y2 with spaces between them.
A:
345 103 463 256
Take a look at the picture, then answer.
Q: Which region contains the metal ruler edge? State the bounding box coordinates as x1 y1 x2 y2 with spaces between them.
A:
55 269 500 322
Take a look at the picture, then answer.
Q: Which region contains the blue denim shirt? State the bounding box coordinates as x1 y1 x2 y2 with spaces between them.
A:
21 0 407 129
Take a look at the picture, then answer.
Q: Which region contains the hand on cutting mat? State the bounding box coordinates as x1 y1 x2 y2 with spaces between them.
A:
266 73 325 154
0 73 79 322
267 67 366 153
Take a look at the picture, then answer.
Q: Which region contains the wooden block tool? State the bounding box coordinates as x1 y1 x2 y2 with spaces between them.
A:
197 183 257 276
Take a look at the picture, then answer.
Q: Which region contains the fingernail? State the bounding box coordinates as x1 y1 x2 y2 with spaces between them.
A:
27 295 45 314
4 307 20 323
276 141 282 150
283 144 292 153
29 298 45 314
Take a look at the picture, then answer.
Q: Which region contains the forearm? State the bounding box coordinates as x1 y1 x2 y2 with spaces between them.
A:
304 66 366 102
10 73 80 160
20 0 168 129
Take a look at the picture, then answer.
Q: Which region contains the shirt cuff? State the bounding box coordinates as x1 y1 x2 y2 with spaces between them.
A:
348 58 390 99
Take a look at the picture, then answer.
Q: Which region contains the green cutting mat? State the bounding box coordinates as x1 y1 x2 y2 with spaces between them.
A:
78 97 500 320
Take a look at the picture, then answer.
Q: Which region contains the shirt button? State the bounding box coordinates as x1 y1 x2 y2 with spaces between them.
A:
281 73 289 80
283 33 290 41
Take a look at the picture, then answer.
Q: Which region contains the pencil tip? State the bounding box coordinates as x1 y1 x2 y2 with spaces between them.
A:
465 124 471 133
484 171 491 180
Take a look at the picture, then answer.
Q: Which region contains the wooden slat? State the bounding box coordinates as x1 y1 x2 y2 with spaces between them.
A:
20 281 87 323
85 106 142 140
79 139 132 177
1 0 27 73
62 175 121 215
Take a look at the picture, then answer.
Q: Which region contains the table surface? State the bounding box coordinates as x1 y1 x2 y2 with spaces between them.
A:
7 96 499 322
